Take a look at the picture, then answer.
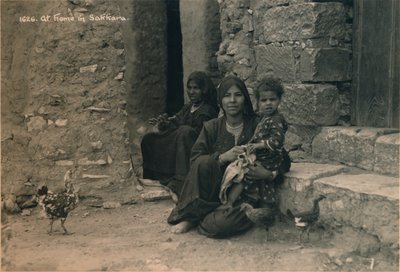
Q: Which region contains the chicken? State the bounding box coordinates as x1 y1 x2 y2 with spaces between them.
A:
287 195 326 243
36 170 79 235
241 203 275 241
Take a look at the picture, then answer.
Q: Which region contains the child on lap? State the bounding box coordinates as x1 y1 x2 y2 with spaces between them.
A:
219 78 288 208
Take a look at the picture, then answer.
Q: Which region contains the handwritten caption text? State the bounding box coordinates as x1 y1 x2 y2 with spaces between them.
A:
19 13 128 23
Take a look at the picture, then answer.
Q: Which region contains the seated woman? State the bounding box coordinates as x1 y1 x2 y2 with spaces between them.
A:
141 71 218 198
167 75 290 237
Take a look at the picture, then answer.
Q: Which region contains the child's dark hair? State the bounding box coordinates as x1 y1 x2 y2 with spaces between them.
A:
255 77 284 100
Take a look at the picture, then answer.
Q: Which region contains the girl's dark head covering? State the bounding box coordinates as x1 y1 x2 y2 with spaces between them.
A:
217 75 256 117
187 71 218 111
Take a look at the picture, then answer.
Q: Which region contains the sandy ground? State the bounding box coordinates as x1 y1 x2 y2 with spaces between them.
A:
2 197 398 272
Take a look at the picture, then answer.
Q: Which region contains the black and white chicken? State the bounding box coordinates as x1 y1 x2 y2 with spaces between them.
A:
287 195 326 243
241 203 275 241
36 170 79 235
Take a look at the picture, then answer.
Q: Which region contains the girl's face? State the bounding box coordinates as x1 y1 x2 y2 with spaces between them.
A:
258 90 280 115
221 85 245 117
187 80 203 105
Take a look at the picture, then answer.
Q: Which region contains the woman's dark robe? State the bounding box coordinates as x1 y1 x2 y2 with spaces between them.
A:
141 103 217 194
167 116 260 237
167 115 291 238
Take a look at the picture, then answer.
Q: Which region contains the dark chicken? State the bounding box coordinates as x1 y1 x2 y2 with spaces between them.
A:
287 195 326 242
241 203 275 241
37 170 79 235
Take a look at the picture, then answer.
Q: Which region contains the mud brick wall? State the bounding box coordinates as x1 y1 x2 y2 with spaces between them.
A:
120 0 167 122
1 0 132 203
118 0 167 155
217 0 353 154
180 0 222 93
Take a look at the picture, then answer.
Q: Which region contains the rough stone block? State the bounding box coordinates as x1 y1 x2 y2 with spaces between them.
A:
78 158 107 166
27 116 47 132
55 160 74 166
312 127 365 168
55 119 68 127
141 188 171 202
374 134 400 176
102 201 122 209
114 72 124 80
300 48 351 82
28 128 80 160
242 14 254 33
255 45 295 81
285 125 321 153
261 3 346 42
284 130 304 151
80 64 98 73
314 174 399 246
91 141 103 150
251 0 303 40
82 173 111 179
251 0 293 9
280 84 340 125
312 127 399 174
232 63 254 80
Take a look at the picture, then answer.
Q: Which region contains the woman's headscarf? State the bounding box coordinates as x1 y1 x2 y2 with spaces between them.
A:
217 75 256 117
187 71 219 112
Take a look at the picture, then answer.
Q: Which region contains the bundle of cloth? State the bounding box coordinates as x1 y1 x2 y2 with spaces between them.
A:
219 151 256 205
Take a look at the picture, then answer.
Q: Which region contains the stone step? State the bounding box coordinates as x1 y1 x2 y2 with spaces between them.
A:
314 174 399 246
279 162 399 249
311 127 399 176
279 162 348 213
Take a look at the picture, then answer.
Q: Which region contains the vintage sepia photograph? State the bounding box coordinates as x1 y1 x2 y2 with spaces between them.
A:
1 0 399 271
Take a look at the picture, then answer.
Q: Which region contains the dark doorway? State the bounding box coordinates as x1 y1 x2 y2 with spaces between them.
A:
165 0 184 115
352 0 399 128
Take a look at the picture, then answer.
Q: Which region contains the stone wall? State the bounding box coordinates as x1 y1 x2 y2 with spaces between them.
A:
1 0 133 206
217 0 353 154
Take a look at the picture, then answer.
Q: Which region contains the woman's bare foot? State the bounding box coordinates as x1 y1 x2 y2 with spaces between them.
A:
171 221 195 234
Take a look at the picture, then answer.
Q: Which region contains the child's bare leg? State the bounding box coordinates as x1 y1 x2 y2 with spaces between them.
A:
224 182 245 207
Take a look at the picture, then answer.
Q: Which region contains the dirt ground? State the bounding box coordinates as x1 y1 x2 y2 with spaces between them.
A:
2 194 398 272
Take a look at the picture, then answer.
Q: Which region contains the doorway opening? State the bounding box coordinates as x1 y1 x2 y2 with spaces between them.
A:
352 0 399 128
165 0 184 115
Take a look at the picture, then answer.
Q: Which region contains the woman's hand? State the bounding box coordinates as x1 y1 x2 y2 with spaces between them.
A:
246 142 264 154
148 117 158 125
219 146 246 163
245 163 273 181
148 114 169 126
